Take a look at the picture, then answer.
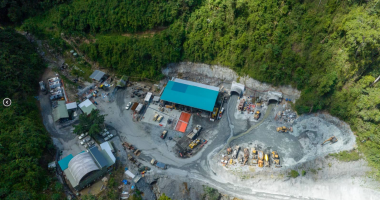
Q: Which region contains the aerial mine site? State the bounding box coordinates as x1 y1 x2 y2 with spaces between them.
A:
2 1 380 200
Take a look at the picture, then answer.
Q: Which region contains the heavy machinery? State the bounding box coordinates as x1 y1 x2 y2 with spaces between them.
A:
276 126 293 132
243 148 249 165
226 147 232 155
232 146 240 159
251 148 258 165
189 139 201 149
321 136 338 146
264 154 270 167
160 130 167 139
254 111 261 120
258 151 264 167
271 151 281 168
187 125 202 140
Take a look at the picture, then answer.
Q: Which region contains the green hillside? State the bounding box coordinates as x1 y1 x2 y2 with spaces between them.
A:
2 0 379 186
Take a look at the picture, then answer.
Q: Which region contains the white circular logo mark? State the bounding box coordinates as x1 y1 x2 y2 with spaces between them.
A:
3 98 11 107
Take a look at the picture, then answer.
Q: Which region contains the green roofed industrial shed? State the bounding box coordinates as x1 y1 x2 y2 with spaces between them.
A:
160 78 219 112
53 100 69 122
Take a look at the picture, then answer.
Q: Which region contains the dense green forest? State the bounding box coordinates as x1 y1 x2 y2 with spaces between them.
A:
0 29 63 199
2 0 380 184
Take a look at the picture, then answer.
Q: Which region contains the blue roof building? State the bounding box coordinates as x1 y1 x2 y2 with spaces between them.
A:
160 78 219 112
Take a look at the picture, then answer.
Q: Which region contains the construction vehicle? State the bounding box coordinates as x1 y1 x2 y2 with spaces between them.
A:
211 107 219 121
254 111 261 120
226 147 232 155
251 148 258 165
187 125 202 140
232 146 240 159
134 149 141 156
276 126 293 132
243 148 249 165
157 115 163 123
321 136 338 146
264 154 270 167
153 114 159 121
189 139 201 149
151 159 167 169
160 130 167 139
258 151 264 167
271 151 281 168
128 154 137 164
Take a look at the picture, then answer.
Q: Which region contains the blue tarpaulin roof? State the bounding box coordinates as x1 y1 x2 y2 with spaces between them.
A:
58 154 74 171
89 146 108 168
160 80 219 112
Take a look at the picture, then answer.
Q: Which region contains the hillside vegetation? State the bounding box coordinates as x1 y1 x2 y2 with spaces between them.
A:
0 28 64 199
12 0 380 180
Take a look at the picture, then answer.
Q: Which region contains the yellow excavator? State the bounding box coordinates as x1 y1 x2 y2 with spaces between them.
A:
321 136 338 146
254 111 261 120
276 126 293 132
189 139 200 149
251 148 258 165
271 151 281 168
264 154 270 167
258 151 264 167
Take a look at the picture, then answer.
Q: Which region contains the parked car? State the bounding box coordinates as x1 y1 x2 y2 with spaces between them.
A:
88 141 95 147
105 134 114 141
79 132 88 140
125 102 132 110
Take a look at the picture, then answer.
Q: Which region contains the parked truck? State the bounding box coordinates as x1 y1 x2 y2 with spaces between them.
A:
151 159 167 170
258 151 264 167
160 130 167 139
187 125 202 140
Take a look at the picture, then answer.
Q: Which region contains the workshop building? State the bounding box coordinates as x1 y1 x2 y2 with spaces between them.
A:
160 78 219 112
58 146 115 191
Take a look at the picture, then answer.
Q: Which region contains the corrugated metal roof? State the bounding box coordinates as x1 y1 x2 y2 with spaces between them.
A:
160 81 219 112
66 102 77 110
58 154 73 171
153 96 160 101
174 78 219 91
100 142 116 163
68 152 99 185
89 146 108 168
89 70 105 81
78 99 96 115
53 100 69 122
144 92 152 102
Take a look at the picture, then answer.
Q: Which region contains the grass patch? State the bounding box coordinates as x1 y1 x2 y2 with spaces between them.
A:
288 170 299 178
203 186 220 200
328 150 361 162
310 169 317 174
302 170 306 176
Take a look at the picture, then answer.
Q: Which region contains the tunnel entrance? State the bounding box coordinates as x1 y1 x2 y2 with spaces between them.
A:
268 99 279 104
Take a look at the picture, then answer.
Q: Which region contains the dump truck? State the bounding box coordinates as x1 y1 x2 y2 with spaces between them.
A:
258 151 264 167
271 151 281 168
189 139 201 149
321 136 338 146
160 130 167 139
211 107 219 119
232 146 240 159
254 111 261 120
187 125 202 140
151 159 167 170
243 148 249 165
264 154 270 167
276 126 293 132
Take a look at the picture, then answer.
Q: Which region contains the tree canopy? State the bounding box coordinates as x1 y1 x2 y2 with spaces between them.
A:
74 109 106 136
0 28 55 199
